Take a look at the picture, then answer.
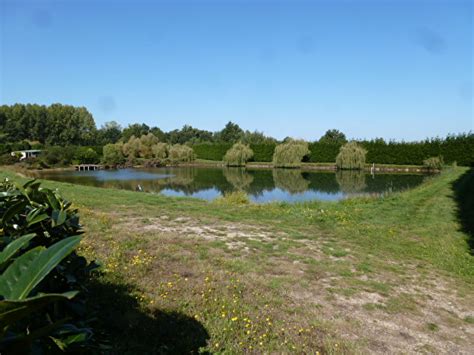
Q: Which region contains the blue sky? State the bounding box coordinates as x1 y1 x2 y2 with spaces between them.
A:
1 0 472 141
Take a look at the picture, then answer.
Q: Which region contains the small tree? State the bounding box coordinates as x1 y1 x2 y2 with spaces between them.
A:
103 143 125 165
272 139 310 168
423 156 444 171
336 141 367 170
168 144 195 163
223 142 254 166
152 142 168 160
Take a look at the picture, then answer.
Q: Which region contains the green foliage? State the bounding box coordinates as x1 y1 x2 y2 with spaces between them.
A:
0 179 97 352
74 147 100 164
214 190 250 205
168 144 195 163
122 135 141 161
193 143 233 161
215 121 244 143
167 125 214 144
0 154 19 166
103 143 126 165
336 142 367 170
272 140 310 168
122 123 150 142
224 143 254 166
319 129 347 145
139 133 160 158
249 143 276 162
97 121 122 145
152 142 168 160
423 156 444 171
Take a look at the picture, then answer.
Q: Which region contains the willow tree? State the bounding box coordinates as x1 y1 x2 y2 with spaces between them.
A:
336 141 367 170
272 139 310 168
152 142 168 160
223 142 254 166
168 144 195 163
139 133 159 158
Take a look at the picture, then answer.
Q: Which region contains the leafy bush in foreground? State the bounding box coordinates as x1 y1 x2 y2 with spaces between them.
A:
336 142 367 170
272 140 310 168
0 179 97 352
224 143 254 166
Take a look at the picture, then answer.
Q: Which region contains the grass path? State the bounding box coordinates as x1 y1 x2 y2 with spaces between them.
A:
1 167 473 353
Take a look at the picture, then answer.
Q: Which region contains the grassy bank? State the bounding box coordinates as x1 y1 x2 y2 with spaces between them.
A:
0 167 473 353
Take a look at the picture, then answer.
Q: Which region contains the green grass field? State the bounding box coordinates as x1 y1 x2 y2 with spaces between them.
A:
1 166 472 353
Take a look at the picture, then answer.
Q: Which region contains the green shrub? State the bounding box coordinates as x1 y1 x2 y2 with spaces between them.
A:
223 143 254 166
214 190 250 205
0 153 18 165
272 140 310 168
103 143 125 165
0 179 98 352
336 141 367 170
423 156 444 171
248 143 275 162
75 147 100 164
192 143 232 161
168 144 195 163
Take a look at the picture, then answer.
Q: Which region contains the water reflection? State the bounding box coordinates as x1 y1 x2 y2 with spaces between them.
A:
336 170 367 194
223 168 254 190
33 167 427 203
272 169 310 194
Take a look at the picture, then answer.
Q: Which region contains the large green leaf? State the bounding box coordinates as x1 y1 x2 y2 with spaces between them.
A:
0 291 77 329
26 209 49 227
0 247 43 299
51 210 67 227
0 234 36 268
1 200 27 225
0 236 81 300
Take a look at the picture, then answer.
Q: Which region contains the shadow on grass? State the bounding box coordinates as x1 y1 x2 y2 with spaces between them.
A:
452 167 474 255
87 279 209 354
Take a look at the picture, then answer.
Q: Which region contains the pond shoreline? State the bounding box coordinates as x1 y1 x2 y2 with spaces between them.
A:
6 161 436 175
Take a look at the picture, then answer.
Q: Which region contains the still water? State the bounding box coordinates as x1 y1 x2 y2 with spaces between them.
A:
33 167 427 203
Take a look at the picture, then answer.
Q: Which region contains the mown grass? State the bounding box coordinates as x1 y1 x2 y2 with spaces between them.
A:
0 166 473 353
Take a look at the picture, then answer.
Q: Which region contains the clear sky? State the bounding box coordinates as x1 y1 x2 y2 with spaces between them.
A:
1 0 472 141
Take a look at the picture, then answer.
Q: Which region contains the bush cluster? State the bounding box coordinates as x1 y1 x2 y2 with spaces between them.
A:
102 134 195 165
191 133 474 167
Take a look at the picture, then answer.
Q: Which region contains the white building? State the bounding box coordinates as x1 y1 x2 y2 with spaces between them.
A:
11 150 42 160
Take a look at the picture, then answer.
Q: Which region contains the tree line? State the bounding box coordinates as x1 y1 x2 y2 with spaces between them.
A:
0 103 473 166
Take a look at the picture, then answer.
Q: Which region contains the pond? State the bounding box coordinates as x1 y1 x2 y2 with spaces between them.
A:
33 167 428 203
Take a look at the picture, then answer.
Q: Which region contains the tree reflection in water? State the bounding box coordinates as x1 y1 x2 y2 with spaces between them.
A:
272 169 310 194
336 170 367 194
223 168 254 191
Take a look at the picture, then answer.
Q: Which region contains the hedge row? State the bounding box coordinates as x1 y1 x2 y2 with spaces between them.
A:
192 134 474 166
